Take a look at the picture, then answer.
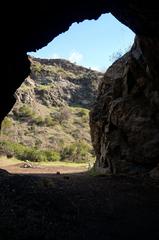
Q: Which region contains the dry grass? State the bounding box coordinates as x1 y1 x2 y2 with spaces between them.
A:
0 156 89 169
0 156 23 166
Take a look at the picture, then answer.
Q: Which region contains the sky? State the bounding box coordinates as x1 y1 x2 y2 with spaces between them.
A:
28 13 135 72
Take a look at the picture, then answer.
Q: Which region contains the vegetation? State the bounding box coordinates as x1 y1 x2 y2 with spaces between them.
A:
0 139 94 163
1 105 93 163
31 61 43 73
61 140 91 163
1 117 13 132
0 58 100 164
0 156 88 169
37 85 52 91
51 106 71 125
0 140 60 162
15 105 35 119
109 45 132 63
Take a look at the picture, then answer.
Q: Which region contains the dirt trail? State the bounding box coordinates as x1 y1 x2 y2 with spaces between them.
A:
0 157 88 175
1 162 87 175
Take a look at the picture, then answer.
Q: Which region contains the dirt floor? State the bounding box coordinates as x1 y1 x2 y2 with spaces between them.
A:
0 162 159 240
1 162 87 175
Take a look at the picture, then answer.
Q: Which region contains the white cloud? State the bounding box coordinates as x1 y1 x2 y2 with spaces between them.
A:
91 66 106 73
68 51 83 63
52 53 60 59
91 66 100 71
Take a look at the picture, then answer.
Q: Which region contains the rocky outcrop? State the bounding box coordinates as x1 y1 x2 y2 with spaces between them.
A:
15 76 36 104
15 57 103 108
1 58 102 151
90 36 159 175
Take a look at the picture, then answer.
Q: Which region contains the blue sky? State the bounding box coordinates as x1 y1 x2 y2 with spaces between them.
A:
28 13 135 72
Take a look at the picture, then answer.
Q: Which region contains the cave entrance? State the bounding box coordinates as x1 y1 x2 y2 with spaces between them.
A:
0 13 134 175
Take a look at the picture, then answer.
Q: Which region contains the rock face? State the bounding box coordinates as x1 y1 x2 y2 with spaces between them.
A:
1 58 102 151
14 57 102 109
90 36 159 174
22 57 103 109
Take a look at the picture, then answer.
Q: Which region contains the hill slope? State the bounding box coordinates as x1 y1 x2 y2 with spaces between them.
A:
0 57 103 162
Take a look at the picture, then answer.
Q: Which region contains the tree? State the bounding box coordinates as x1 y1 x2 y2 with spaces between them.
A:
109 45 132 63
109 50 123 63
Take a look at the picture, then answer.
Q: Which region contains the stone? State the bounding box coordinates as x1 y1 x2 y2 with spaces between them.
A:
150 164 159 179
21 161 34 168
90 37 159 174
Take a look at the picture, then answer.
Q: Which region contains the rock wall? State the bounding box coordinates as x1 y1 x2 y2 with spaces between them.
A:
27 57 102 109
90 36 159 175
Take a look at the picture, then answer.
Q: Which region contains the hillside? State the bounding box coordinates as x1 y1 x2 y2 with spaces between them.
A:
0 57 103 163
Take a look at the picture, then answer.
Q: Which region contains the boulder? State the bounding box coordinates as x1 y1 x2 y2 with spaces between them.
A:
90 37 159 174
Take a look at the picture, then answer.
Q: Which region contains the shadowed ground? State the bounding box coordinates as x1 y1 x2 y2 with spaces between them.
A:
0 169 159 240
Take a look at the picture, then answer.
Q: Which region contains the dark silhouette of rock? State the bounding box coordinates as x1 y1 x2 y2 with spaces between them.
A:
90 37 159 175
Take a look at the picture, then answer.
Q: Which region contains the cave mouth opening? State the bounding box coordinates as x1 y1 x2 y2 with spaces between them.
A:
0 13 135 175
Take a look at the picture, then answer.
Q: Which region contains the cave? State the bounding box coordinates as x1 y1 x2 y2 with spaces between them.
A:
0 13 135 175
2 0 159 176
0 1 159 239
2 0 159 124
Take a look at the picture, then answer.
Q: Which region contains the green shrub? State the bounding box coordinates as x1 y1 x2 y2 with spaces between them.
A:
37 85 50 91
81 114 89 123
22 149 48 162
61 141 91 162
0 141 26 159
1 117 13 135
31 62 43 73
21 149 60 162
33 116 44 125
0 140 61 162
18 105 35 119
43 150 61 161
44 116 55 127
33 115 55 127
1 117 13 130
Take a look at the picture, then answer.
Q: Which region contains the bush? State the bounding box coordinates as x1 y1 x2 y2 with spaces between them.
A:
0 141 26 159
1 117 13 130
22 149 48 162
43 150 61 161
34 116 44 125
1 117 13 135
31 62 43 74
22 149 60 162
61 141 91 162
33 115 55 127
44 116 55 127
0 140 61 162
51 107 71 125
17 105 35 120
